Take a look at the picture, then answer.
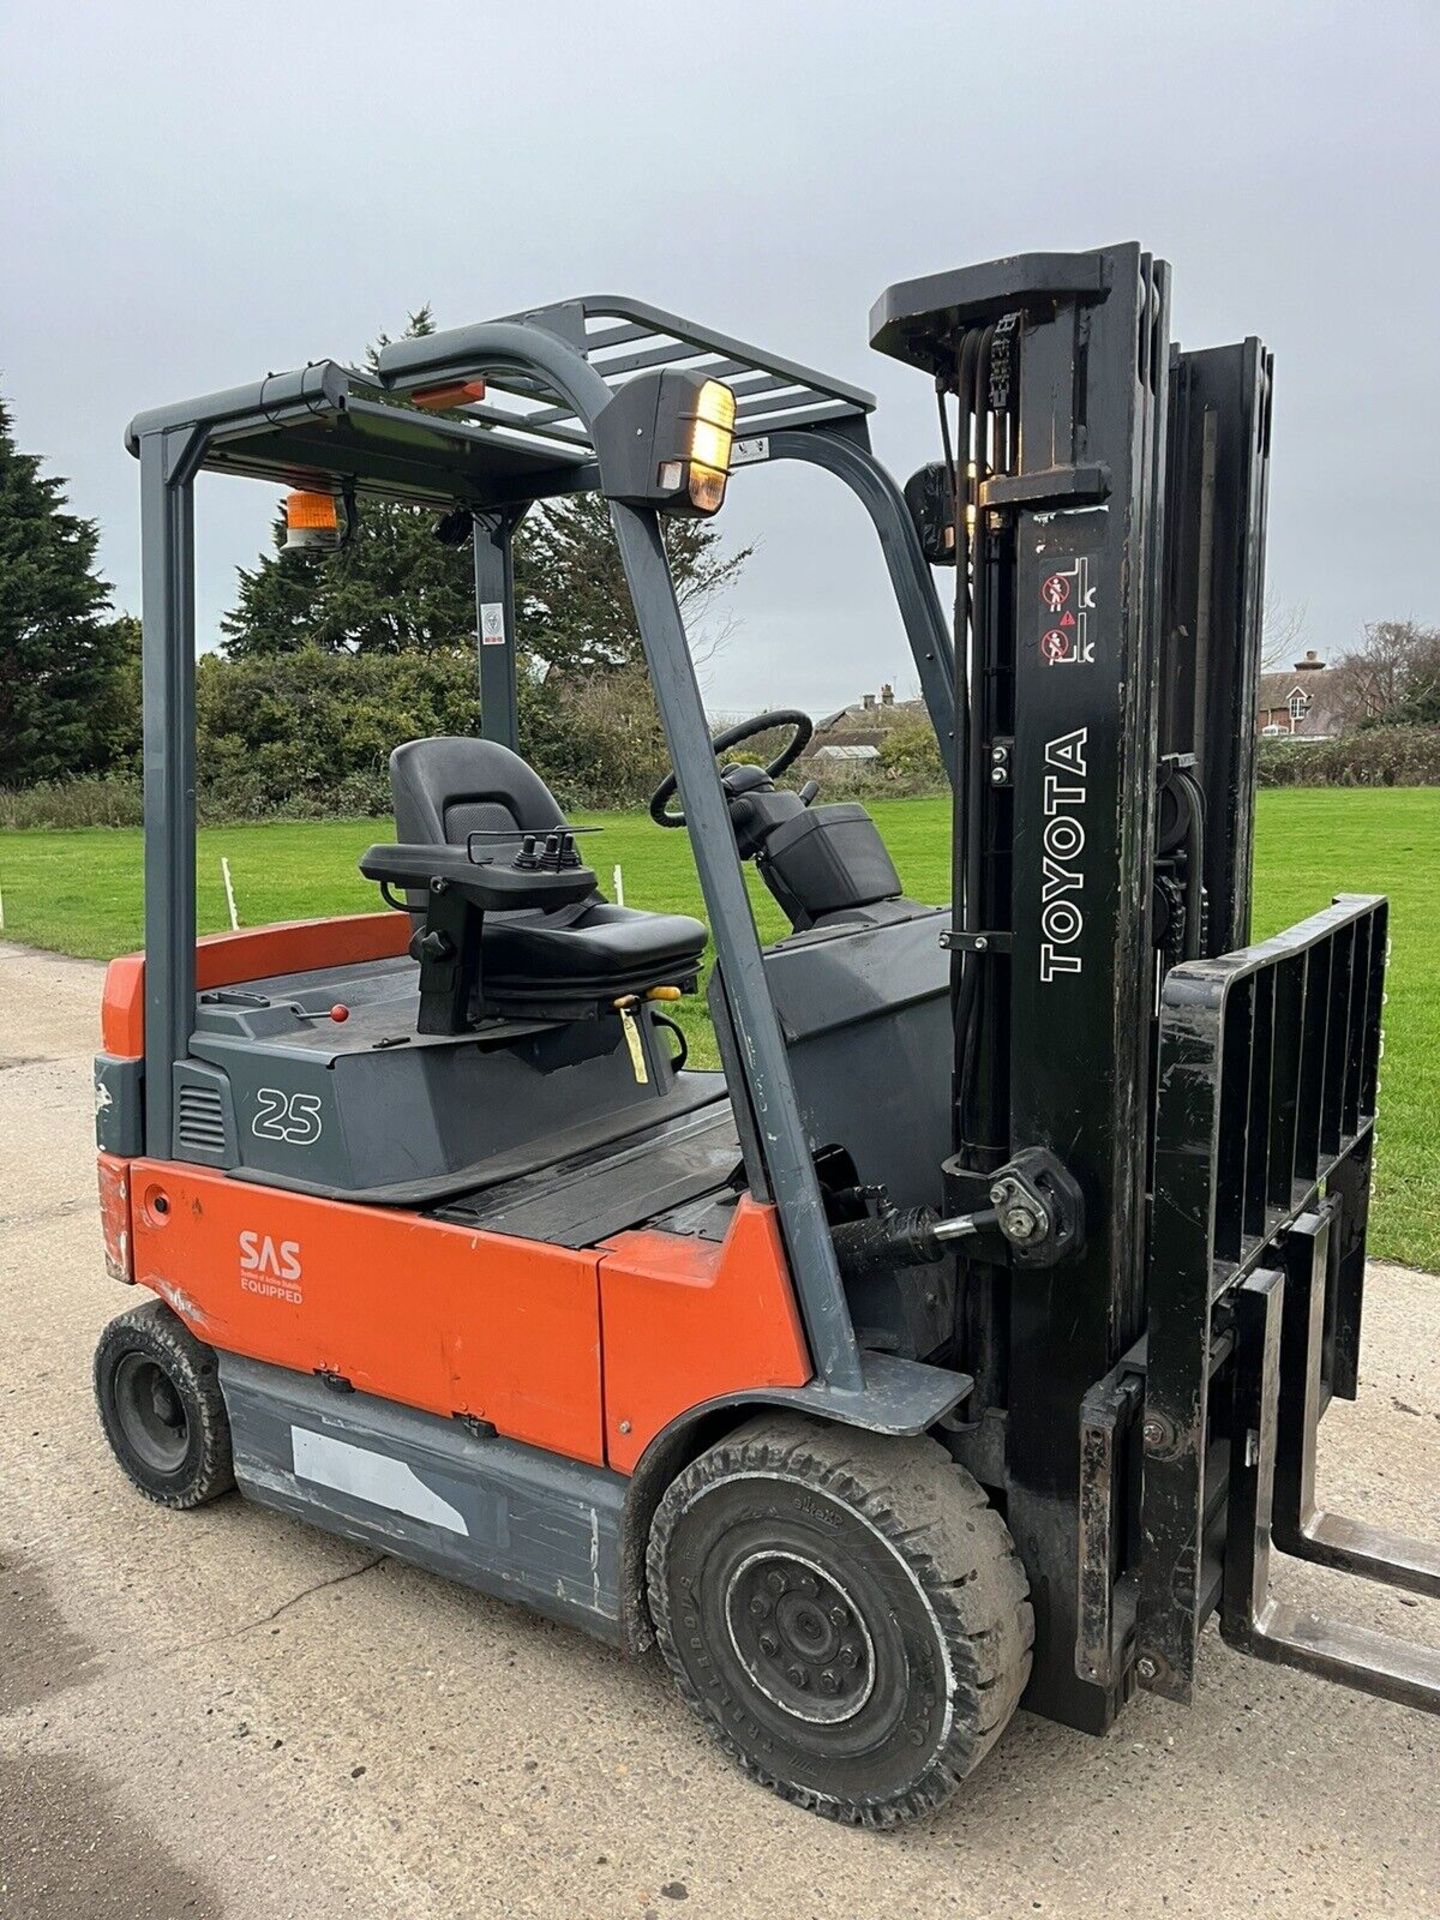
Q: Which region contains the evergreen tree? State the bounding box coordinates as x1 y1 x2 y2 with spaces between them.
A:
219 312 751 677
0 395 128 784
220 495 480 656
516 492 749 684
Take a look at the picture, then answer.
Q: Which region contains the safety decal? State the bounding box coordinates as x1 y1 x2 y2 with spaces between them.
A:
1039 555 1096 666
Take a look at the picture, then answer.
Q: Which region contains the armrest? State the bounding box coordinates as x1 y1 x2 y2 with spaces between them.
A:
359 842 597 915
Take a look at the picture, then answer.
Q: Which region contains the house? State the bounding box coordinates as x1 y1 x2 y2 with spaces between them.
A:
1256 651 1347 740
801 684 927 758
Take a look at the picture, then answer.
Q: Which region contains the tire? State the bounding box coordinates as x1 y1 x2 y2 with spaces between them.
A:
647 1412 1032 1828
93 1300 235 1509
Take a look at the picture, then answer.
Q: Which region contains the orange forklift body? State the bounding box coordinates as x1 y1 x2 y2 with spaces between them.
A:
100 930 811 1475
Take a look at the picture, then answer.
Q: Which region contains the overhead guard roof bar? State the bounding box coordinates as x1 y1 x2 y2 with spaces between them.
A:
383 294 876 444
127 298 878 506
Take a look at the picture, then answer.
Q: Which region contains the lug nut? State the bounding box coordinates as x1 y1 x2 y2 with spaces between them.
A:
819 1669 841 1694
758 1631 779 1657
748 1594 771 1619
765 1569 788 1595
786 1665 809 1690
828 1605 848 1628
839 1643 861 1669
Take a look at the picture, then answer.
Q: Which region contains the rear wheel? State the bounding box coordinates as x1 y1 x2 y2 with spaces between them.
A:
647 1413 1032 1827
94 1300 235 1509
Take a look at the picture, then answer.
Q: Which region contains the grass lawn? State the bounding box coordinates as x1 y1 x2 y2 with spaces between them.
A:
3 790 1436 1269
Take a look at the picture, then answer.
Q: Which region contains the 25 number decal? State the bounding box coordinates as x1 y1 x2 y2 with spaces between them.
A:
252 1088 324 1145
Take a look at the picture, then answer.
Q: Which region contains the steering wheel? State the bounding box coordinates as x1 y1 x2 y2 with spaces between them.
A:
648 709 814 828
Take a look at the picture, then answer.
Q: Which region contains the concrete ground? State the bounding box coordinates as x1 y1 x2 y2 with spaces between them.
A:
0 940 1436 1920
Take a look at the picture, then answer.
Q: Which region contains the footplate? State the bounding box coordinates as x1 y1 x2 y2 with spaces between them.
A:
1223 1261 1440 1714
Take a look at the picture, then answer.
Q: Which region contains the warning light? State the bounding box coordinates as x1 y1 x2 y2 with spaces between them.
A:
684 379 736 514
411 378 488 412
283 490 341 553
594 369 738 518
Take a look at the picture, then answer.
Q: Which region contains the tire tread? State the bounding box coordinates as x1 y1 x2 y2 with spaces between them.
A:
647 1412 1032 1828
93 1299 235 1509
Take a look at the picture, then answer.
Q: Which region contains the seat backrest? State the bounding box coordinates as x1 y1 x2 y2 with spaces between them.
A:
391 737 566 847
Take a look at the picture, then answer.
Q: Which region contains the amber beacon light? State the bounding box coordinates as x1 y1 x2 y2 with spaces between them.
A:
282 490 341 552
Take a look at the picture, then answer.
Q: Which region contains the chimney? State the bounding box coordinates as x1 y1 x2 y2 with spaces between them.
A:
862 692 876 710
1295 650 1325 672
880 682 895 705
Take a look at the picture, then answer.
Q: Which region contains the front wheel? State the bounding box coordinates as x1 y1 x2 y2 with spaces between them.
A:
647 1413 1033 1827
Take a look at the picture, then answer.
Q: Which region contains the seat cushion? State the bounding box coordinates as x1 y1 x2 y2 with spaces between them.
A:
482 902 708 992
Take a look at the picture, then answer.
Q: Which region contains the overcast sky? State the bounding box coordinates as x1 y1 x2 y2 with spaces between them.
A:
4 0 1437 718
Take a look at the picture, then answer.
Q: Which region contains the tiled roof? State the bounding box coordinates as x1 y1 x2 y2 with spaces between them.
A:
1257 668 1348 738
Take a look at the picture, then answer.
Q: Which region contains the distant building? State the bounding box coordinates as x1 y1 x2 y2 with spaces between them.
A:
802 684 926 759
1257 650 1347 740
813 742 881 764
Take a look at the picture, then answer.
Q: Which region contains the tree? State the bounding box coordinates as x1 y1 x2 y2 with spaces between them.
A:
222 308 480 659
515 491 749 683
221 310 752 678
1331 620 1440 728
879 718 945 786
1260 594 1308 672
220 498 479 657
195 646 484 817
87 613 143 772
0 395 130 784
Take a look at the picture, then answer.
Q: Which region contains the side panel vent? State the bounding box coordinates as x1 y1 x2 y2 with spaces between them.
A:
174 1073 235 1164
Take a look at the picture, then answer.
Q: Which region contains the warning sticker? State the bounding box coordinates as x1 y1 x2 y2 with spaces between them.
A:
479 602 506 647
1038 556 1096 666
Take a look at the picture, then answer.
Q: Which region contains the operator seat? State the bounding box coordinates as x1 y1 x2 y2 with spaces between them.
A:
390 737 708 1008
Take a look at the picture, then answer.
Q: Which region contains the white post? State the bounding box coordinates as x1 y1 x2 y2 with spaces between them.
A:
221 856 240 932
612 863 625 907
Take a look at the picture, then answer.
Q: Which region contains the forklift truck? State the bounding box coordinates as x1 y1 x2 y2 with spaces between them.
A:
92 247 1438 1828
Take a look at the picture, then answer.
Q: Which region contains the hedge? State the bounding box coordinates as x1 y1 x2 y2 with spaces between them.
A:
4 645 1436 829
1256 726 1440 787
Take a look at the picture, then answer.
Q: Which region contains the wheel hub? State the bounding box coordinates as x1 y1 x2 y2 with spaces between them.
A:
113 1352 190 1472
725 1551 875 1724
